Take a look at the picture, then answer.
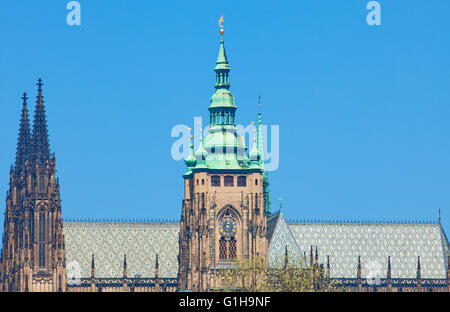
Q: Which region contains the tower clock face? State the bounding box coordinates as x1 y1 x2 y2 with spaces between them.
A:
219 217 236 237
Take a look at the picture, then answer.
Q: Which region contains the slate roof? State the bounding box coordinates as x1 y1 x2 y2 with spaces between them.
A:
267 214 449 279
63 221 179 279
63 215 449 280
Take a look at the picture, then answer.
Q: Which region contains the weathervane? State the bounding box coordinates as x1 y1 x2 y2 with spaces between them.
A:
219 15 224 35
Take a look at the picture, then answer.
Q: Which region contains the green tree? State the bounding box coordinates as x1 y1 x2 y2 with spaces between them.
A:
214 253 344 292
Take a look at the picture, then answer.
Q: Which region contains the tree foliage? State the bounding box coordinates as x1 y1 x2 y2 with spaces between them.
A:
214 254 343 292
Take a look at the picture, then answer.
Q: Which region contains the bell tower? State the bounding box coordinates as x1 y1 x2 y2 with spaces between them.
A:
177 31 269 291
0 79 66 292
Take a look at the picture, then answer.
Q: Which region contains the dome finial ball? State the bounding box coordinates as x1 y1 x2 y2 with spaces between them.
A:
220 28 224 35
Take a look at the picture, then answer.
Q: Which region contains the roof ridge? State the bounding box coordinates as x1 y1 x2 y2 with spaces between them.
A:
62 217 180 223
286 218 439 225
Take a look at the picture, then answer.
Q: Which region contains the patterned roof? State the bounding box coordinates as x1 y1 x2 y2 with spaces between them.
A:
267 212 303 267
63 217 449 280
63 221 179 278
268 215 449 279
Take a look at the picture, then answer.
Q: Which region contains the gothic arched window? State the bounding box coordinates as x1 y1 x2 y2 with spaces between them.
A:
39 175 45 193
39 212 46 242
39 211 46 268
218 213 237 261
229 238 237 259
219 237 227 260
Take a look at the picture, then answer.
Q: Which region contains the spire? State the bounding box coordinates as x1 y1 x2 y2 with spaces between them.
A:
387 256 392 291
185 133 196 168
387 256 392 279
194 128 208 162
155 254 159 278
123 254 127 278
283 245 289 270
326 255 330 280
31 78 50 164
357 256 361 279
215 37 230 74
417 256 422 292
416 256 421 279
278 198 283 216
91 254 95 279
315 246 319 267
257 95 264 164
249 127 259 162
209 32 236 125
357 256 362 292
258 96 272 215
15 92 31 176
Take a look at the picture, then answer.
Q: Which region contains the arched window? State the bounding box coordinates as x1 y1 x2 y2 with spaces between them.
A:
29 212 34 244
202 179 205 185
255 179 258 186
224 176 234 187
39 245 45 268
237 176 246 187
39 175 45 193
229 238 237 259
39 212 46 268
218 214 237 261
39 212 46 242
211 176 220 187
219 237 227 260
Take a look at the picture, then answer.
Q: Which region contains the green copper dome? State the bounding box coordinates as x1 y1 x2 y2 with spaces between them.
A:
184 35 263 175
185 140 196 168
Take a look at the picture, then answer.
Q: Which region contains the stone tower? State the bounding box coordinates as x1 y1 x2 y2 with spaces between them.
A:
0 79 66 292
177 33 269 291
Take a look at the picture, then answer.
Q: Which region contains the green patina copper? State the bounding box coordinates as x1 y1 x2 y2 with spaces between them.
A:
257 99 272 215
184 35 266 177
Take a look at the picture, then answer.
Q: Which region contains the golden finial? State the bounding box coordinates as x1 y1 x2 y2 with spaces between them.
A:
219 15 224 35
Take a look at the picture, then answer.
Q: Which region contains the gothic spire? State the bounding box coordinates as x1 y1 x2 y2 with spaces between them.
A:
258 97 272 215
416 256 421 279
387 256 392 279
283 245 289 270
31 78 50 164
123 254 127 278
155 254 159 278
91 254 95 279
257 95 264 164
326 255 331 280
357 256 362 279
15 92 31 175
315 246 319 267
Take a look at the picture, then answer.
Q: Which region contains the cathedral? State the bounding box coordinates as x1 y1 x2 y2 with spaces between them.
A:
1 33 449 292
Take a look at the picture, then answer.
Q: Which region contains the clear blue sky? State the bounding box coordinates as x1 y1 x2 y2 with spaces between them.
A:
1 1 449 234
